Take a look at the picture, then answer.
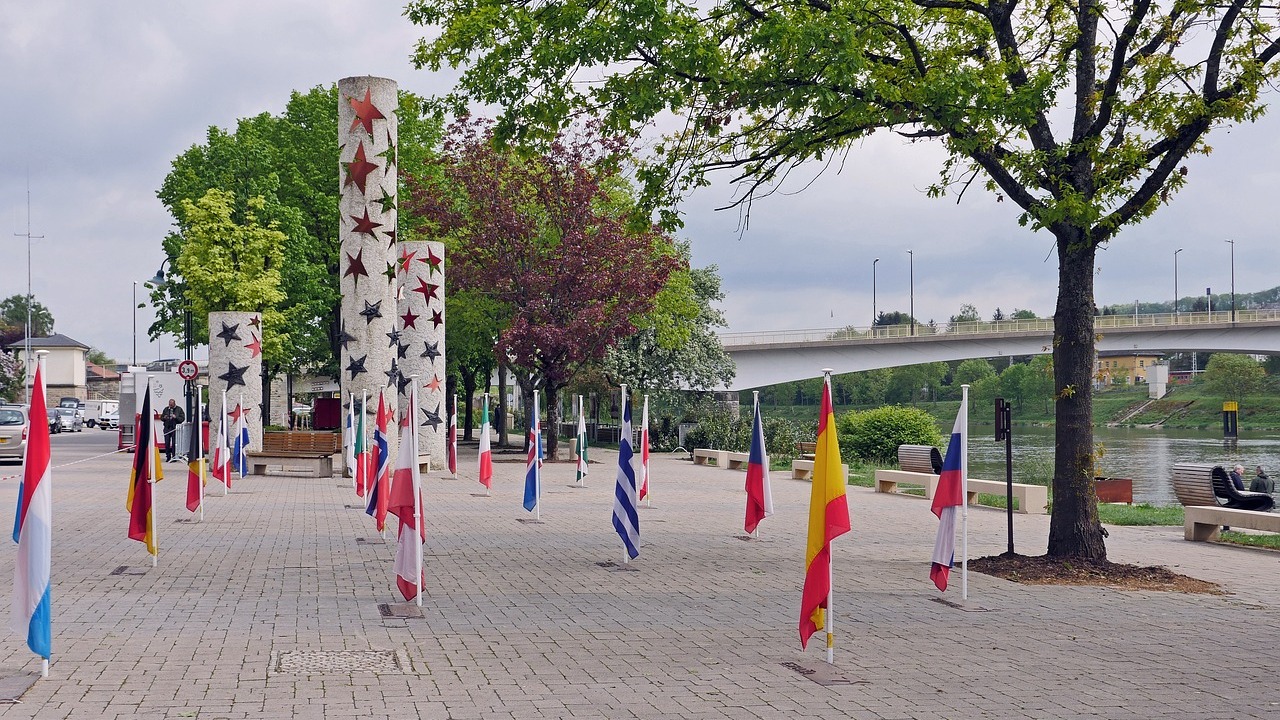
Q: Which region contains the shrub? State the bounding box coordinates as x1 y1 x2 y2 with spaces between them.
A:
686 409 808 459
840 405 943 462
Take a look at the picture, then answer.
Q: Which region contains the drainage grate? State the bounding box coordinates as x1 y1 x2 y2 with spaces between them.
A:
356 537 385 545
344 504 366 509
516 518 545 525
931 597 993 612
781 661 865 686
110 566 148 576
595 560 638 572
378 603 424 619
271 649 410 675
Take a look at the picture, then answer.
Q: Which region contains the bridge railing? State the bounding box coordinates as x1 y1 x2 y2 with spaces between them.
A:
718 309 1280 348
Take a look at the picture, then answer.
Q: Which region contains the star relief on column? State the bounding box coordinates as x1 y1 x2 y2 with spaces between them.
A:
219 362 248 389
216 322 242 346
342 141 379 195
344 248 369 289
347 88 387 136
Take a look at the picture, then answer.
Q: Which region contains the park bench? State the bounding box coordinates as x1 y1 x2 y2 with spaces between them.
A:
1171 463 1274 512
964 478 1048 514
898 444 943 474
725 451 752 470
1184 506 1280 541
791 459 849 482
692 448 727 467
795 441 817 459
247 431 340 478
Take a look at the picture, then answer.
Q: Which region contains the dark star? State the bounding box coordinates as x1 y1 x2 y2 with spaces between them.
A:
421 403 443 431
245 334 262 358
347 88 387 135
344 248 369 289
386 328 402 348
375 186 397 215
419 246 443 275
395 341 409 359
397 247 417 275
219 362 249 390
341 141 379 195
346 354 368 380
385 359 400 386
338 320 356 350
216 322 242 347
396 370 413 396
350 208 383 237
411 277 440 304
383 261 397 281
400 308 419 329
359 300 383 324
384 228 397 250
421 340 440 362
430 309 444 329
248 315 262 329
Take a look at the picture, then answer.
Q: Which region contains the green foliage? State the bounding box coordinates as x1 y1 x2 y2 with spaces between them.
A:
1096 504 1184 526
954 359 997 387
0 352 22 402
0 295 54 337
684 408 807 459
836 405 943 463
1203 353 1266 400
86 348 114 367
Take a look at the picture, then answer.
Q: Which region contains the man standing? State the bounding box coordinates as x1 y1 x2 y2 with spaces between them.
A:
161 398 185 463
1251 466 1275 494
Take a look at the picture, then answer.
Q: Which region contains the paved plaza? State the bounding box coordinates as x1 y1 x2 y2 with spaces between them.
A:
0 431 1277 719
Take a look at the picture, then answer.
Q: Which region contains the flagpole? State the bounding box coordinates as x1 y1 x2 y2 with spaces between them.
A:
620 384 629 565
451 392 458 479
534 391 541 522
411 377 424 607
149 377 158 568
753 390 761 540
577 394 585 488
822 369 834 664
349 392 357 490
197 390 204 522
642 394 651 508
960 383 970 602
221 391 228 496
483 393 491 497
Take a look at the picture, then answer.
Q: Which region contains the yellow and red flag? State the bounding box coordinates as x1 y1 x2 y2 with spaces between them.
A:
127 386 158 557
799 375 850 649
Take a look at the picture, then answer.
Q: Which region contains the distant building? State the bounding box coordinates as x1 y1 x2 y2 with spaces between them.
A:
1095 350 1165 386
4 333 91 400
86 362 121 400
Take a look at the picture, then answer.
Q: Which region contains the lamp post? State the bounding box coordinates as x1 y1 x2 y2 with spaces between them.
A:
1226 239 1236 323
146 260 194 422
132 280 138 367
907 249 915 336
872 257 880 329
1173 248 1182 320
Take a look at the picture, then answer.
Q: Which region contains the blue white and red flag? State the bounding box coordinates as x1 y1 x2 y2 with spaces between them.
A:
522 395 542 512
365 393 391 532
743 395 774 534
930 401 967 591
12 362 52 662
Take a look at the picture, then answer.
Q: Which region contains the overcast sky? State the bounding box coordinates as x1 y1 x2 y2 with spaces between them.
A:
2 2 1278 366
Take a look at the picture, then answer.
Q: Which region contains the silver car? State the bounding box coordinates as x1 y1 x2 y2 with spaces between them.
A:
0 406 29 462
55 406 83 432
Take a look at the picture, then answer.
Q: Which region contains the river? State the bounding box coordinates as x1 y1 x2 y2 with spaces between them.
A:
964 425 1280 506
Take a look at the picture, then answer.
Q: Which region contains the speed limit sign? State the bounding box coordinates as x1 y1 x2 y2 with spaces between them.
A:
177 359 199 381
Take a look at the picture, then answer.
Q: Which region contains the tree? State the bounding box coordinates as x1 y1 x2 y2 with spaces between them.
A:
1011 309 1039 320
408 0 1280 560
445 289 504 439
0 295 54 338
0 352 22 402
999 363 1035 410
949 303 981 326
1203 353 1266 401
405 117 679 456
86 348 114 367
873 311 916 328
954 359 997 388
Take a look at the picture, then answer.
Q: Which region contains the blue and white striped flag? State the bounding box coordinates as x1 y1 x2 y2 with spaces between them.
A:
612 389 640 559
523 395 542 513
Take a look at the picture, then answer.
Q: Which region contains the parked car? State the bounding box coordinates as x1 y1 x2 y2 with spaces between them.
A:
98 405 119 430
55 407 83 432
0 406 28 462
46 408 63 434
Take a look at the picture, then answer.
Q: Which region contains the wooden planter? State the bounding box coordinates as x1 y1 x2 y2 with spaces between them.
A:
1095 477 1134 504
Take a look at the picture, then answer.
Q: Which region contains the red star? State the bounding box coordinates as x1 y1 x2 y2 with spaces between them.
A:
411 277 440 303
245 334 262 358
350 208 383 236
400 309 420 328
397 248 417 274
430 309 444 328
342 141 379 195
419 247 443 275
248 315 261 329
426 375 442 393
348 88 386 135
228 404 248 424
344 248 369 288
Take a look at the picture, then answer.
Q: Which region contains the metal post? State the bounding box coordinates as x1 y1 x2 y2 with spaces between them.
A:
1226 239 1235 323
907 249 914 336
132 281 138 367
872 257 879 328
1174 248 1182 321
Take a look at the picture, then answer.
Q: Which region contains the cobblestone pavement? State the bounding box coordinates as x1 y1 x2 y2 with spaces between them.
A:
0 432 1277 719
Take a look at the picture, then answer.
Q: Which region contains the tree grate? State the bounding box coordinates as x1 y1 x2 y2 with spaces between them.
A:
270 649 411 675
378 603 424 619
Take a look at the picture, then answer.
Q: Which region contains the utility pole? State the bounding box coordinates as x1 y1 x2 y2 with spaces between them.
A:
14 173 43 404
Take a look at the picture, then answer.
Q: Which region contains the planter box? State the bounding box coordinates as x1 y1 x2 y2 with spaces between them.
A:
1095 477 1134 504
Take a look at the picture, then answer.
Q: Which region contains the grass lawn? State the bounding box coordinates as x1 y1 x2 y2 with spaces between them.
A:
1218 531 1280 549
1097 503 1184 526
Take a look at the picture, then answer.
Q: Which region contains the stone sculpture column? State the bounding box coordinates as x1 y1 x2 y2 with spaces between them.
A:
208 311 264 451
396 240 446 463
339 76 399 455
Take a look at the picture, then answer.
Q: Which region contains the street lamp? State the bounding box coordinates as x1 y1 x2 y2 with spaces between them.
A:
907 249 915 336
872 257 880 328
146 260 194 421
1173 248 1183 320
132 280 138 367
1225 239 1236 323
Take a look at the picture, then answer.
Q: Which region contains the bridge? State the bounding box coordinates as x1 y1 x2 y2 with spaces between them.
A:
719 310 1280 390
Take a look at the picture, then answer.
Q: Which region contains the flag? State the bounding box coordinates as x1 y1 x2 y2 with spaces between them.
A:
478 395 493 489
575 397 588 484
799 375 850 649
522 394 541 512
12 362 51 661
389 388 426 601
744 395 774 534
931 402 967 592
343 394 356 479
354 399 368 497
233 400 250 478
365 393 392 532
638 396 650 502
211 397 231 491
611 389 640 559
185 395 205 513
447 395 458 477
127 384 158 557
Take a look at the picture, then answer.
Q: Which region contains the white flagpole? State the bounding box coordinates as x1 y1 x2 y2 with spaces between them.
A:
349 392 357 490
451 392 458 479
411 378 424 607
753 389 761 540
149 377 158 568
221 391 228 496
197 390 204 522
35 354 49 678
620 384 629 565
961 383 970 601
534 391 541 522
239 392 247 482
642 394 651 508
822 370 833 664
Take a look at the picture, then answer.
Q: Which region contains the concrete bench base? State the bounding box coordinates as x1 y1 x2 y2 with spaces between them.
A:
692 449 727 467
248 453 333 478
1185 505 1280 541
725 451 750 470
791 459 849 482
873 470 1048 514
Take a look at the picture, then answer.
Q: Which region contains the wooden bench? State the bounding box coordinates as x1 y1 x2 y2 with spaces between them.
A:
725 451 751 470
1172 463 1274 511
1185 506 1280 541
898 445 942 474
247 431 340 478
796 441 817 460
791 459 849 482
692 448 727 467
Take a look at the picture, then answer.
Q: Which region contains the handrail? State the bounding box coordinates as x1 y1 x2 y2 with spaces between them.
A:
718 309 1280 348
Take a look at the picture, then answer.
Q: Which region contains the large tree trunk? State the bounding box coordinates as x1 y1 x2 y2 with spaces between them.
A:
1048 231 1108 560
544 382 564 460
497 362 509 447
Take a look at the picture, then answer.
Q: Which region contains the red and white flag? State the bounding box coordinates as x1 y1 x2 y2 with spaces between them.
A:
744 393 774 534
447 394 458 477
638 395 651 503
931 399 967 592
477 394 493 490
211 395 231 491
13 360 52 665
389 384 426 601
